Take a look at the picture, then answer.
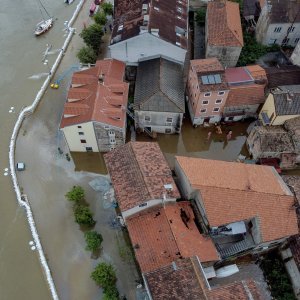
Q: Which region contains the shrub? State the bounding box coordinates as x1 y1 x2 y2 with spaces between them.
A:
260 252 296 300
80 24 103 53
101 2 113 16
84 231 103 251
237 32 280 66
77 46 97 64
91 262 117 289
195 8 206 25
94 11 107 26
103 285 119 300
65 186 85 203
74 204 96 226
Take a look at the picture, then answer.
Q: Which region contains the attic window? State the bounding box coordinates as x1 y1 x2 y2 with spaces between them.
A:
118 24 124 31
176 41 181 46
176 7 183 13
154 6 159 11
177 16 183 20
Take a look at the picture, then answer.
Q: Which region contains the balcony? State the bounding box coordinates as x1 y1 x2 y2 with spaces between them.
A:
210 221 255 259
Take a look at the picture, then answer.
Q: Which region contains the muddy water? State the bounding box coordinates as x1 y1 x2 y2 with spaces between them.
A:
136 119 251 169
0 0 91 299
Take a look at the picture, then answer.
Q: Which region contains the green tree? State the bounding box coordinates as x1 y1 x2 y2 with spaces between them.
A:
77 46 97 64
195 8 206 25
74 204 96 226
101 2 113 16
91 262 117 289
94 11 107 26
80 24 103 53
84 231 103 251
65 186 85 204
103 285 119 300
237 32 280 66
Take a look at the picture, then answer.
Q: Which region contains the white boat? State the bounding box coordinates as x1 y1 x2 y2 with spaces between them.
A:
35 18 53 36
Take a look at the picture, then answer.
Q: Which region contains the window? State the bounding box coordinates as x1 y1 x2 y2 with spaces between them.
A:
269 38 277 45
202 100 209 105
201 74 221 85
104 125 110 129
228 117 234 121
166 117 173 123
200 108 207 113
145 116 151 121
295 38 300 44
86 147 93 152
287 26 295 33
77 125 82 129
282 38 289 44
165 128 171 133
78 132 84 135
118 24 124 31
139 202 148 208
204 92 211 97
218 91 225 96
213 107 220 112
215 99 222 104
274 27 282 33
80 139 86 143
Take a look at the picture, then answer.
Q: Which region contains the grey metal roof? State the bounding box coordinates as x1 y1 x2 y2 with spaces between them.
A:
273 92 300 116
134 58 185 113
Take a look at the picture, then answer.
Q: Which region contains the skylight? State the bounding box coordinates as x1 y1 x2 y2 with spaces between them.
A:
201 74 222 85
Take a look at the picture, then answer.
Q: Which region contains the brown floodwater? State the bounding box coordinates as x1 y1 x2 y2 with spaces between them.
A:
71 120 251 173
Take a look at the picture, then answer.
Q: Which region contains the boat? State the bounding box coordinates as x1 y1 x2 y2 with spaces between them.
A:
35 18 53 36
65 0 74 4
34 0 53 36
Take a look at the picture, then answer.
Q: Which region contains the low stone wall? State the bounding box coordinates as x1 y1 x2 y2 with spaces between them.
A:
8 1 85 299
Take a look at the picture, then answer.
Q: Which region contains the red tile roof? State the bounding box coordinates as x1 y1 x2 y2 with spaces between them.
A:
60 59 128 129
111 0 188 49
144 257 265 300
207 0 243 47
176 157 298 242
127 202 219 273
144 257 208 300
191 58 225 74
207 280 264 300
104 142 180 212
225 67 253 83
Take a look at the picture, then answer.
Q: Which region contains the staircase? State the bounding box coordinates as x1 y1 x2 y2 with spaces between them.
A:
126 107 153 138
217 239 254 259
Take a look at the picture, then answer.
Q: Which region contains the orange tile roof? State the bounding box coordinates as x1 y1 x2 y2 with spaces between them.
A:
164 202 219 262
207 280 264 300
60 59 128 129
175 157 298 242
191 58 224 73
207 0 243 47
126 206 180 273
246 65 267 80
104 142 180 211
126 202 219 273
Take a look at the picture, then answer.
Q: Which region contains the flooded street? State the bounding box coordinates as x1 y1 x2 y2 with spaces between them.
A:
0 0 80 298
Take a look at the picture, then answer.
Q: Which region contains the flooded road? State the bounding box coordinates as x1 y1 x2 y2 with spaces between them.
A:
0 0 80 299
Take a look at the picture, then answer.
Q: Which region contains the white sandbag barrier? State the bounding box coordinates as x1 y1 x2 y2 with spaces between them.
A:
8 1 85 299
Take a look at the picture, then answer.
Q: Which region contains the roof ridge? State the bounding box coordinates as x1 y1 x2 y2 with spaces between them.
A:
194 184 292 197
